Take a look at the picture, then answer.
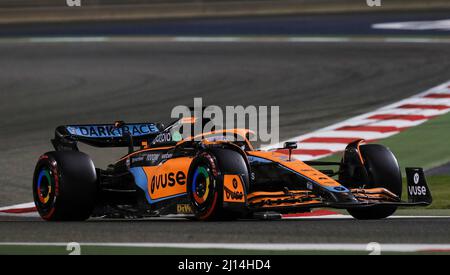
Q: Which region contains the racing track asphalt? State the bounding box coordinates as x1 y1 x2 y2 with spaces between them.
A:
0 217 449 243
1 14 450 243
1 41 450 206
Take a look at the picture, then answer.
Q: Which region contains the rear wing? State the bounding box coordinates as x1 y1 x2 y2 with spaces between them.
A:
52 123 162 151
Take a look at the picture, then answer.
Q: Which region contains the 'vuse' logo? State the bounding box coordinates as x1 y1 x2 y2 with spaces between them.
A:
151 172 186 194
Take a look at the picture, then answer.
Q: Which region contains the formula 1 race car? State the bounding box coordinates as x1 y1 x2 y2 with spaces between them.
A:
33 116 432 221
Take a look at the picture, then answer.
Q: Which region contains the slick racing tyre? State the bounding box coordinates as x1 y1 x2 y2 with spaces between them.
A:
187 149 249 221
347 144 402 220
33 151 98 221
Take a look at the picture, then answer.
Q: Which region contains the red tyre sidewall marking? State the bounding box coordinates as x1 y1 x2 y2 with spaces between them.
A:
199 192 218 221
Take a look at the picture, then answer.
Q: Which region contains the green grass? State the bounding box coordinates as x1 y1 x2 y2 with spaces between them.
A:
420 176 450 209
378 113 450 170
318 112 450 209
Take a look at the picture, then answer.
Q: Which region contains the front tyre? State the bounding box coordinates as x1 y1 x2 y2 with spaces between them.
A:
187 149 249 221
347 144 402 220
33 151 98 221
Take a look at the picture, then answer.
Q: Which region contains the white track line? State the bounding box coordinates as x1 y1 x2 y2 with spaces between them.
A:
1 242 450 252
372 19 450 31
284 215 450 220
1 204 448 220
0 202 35 212
28 37 109 43
0 212 40 218
0 36 449 44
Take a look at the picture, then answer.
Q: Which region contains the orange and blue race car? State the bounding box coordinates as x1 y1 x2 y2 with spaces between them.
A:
33 115 432 221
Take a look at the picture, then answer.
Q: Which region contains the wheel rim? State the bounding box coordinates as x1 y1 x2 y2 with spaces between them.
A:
34 165 58 219
192 166 211 205
37 169 53 204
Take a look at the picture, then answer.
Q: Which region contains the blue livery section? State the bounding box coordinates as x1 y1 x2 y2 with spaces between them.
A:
65 124 159 138
129 167 153 203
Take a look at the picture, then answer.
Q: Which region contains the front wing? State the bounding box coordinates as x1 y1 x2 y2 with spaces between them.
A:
246 168 432 213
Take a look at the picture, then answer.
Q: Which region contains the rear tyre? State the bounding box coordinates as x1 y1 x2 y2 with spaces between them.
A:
33 151 98 221
188 152 220 220
347 144 402 220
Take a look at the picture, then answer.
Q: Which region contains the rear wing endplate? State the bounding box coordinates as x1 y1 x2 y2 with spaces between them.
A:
406 168 433 205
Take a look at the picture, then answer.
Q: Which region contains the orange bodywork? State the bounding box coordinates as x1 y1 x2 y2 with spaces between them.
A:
184 128 255 150
351 188 400 203
247 190 321 208
142 157 193 201
117 128 254 163
248 151 342 188
119 129 349 208
256 201 323 209
223 175 246 203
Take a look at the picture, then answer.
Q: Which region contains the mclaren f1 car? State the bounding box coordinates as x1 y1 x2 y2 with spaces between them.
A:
33 116 432 221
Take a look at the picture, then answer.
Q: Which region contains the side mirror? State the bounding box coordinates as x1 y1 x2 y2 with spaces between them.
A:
284 142 297 161
284 142 298 150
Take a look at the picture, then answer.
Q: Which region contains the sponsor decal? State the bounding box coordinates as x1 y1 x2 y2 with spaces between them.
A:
161 153 173 159
177 204 194 214
146 154 160 162
153 132 172 143
408 171 428 196
129 152 175 167
66 124 159 138
408 185 427 196
132 156 145 163
131 153 174 166
150 171 186 194
143 158 192 201
223 175 245 203
232 178 238 189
